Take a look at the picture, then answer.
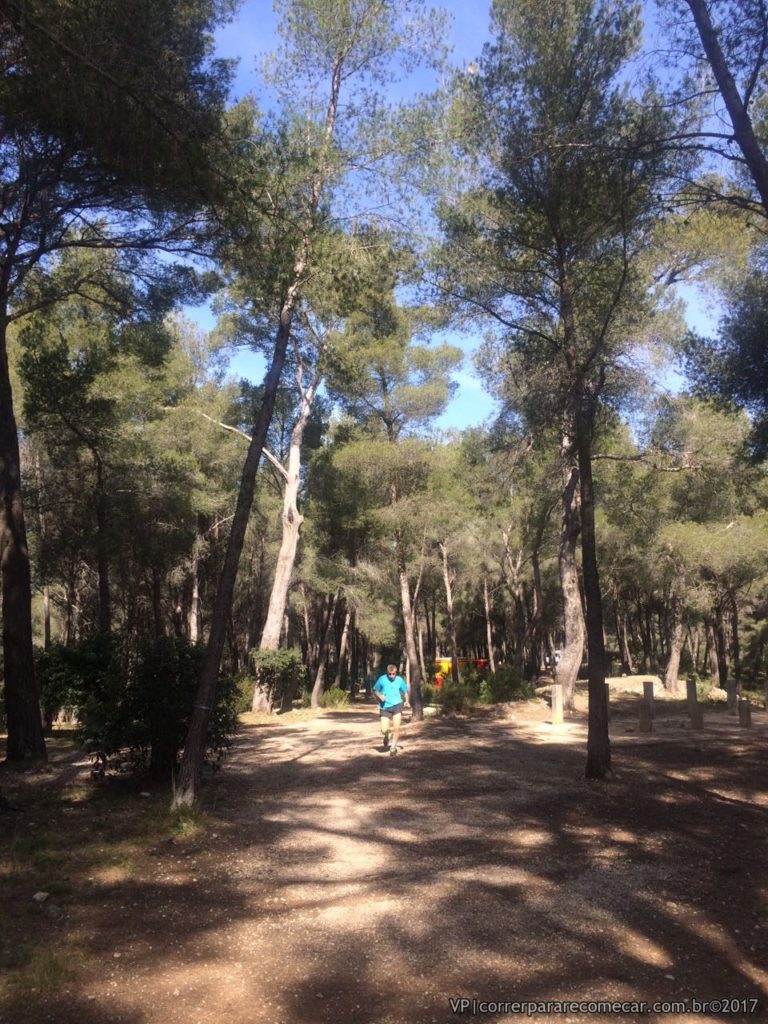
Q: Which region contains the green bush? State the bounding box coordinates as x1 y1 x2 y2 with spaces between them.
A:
320 686 349 709
250 648 307 712
234 674 258 714
35 635 238 780
437 680 472 714
478 666 534 704
128 636 238 779
35 639 110 730
421 682 436 705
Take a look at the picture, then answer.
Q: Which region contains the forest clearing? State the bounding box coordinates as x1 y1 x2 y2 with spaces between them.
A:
5 0 768 1020
2 686 767 1024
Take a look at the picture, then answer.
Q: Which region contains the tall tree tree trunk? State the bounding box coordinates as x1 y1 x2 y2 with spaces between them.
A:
439 540 461 684
311 590 340 707
189 543 201 643
684 0 768 215
577 411 611 779
173 296 298 808
0 315 46 763
94 455 111 635
617 603 635 675
396 530 423 719
259 362 321 651
663 592 684 695
713 600 729 695
172 41 346 809
728 590 741 710
529 545 545 672
706 615 721 687
483 575 497 673
558 451 585 709
417 616 428 684
333 604 352 689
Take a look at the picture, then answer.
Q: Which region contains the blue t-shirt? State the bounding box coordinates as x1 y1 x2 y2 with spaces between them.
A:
374 673 408 709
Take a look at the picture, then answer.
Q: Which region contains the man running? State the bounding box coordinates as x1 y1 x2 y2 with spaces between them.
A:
373 664 410 755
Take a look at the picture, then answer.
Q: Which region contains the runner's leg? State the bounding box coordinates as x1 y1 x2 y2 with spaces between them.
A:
380 711 390 748
390 710 402 749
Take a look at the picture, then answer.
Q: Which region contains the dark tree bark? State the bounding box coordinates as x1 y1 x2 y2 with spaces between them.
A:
706 615 721 687
576 410 611 779
173 305 295 808
94 455 111 635
311 590 340 707
439 540 461 685
730 590 741 691
684 0 768 216
558 454 585 709
0 316 46 762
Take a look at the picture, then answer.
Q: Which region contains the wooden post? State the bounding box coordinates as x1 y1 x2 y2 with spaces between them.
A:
551 683 564 725
686 678 703 730
738 698 752 729
639 701 653 733
643 680 655 719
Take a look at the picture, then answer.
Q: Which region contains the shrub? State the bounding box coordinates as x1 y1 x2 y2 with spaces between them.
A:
36 634 238 780
421 682 436 705
128 636 239 779
35 639 112 731
478 666 534 704
233 674 258 714
320 686 349 709
250 648 307 712
437 680 472 714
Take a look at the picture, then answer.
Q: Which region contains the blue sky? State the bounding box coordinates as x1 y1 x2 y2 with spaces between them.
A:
194 1 708 430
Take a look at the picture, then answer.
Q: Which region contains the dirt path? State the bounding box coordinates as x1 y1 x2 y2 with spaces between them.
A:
3 697 768 1024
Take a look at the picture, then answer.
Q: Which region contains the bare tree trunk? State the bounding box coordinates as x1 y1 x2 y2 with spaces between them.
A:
618 605 635 674
558 451 585 710
189 544 200 643
173 297 297 808
439 540 461 684
684 0 768 215
728 590 741 710
663 592 684 695
713 601 729 694
483 575 497 673
706 616 721 687
333 604 352 689
172 41 347 808
416 614 428 684
577 412 610 779
0 314 46 762
94 455 111 635
396 531 423 719
259 361 321 650
311 590 340 707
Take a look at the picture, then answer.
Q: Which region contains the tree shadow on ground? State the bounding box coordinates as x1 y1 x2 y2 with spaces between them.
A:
2 708 767 1023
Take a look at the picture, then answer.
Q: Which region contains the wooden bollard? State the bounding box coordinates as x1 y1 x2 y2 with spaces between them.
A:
639 701 653 733
686 678 704 730
551 682 564 725
738 698 752 729
643 680 655 719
